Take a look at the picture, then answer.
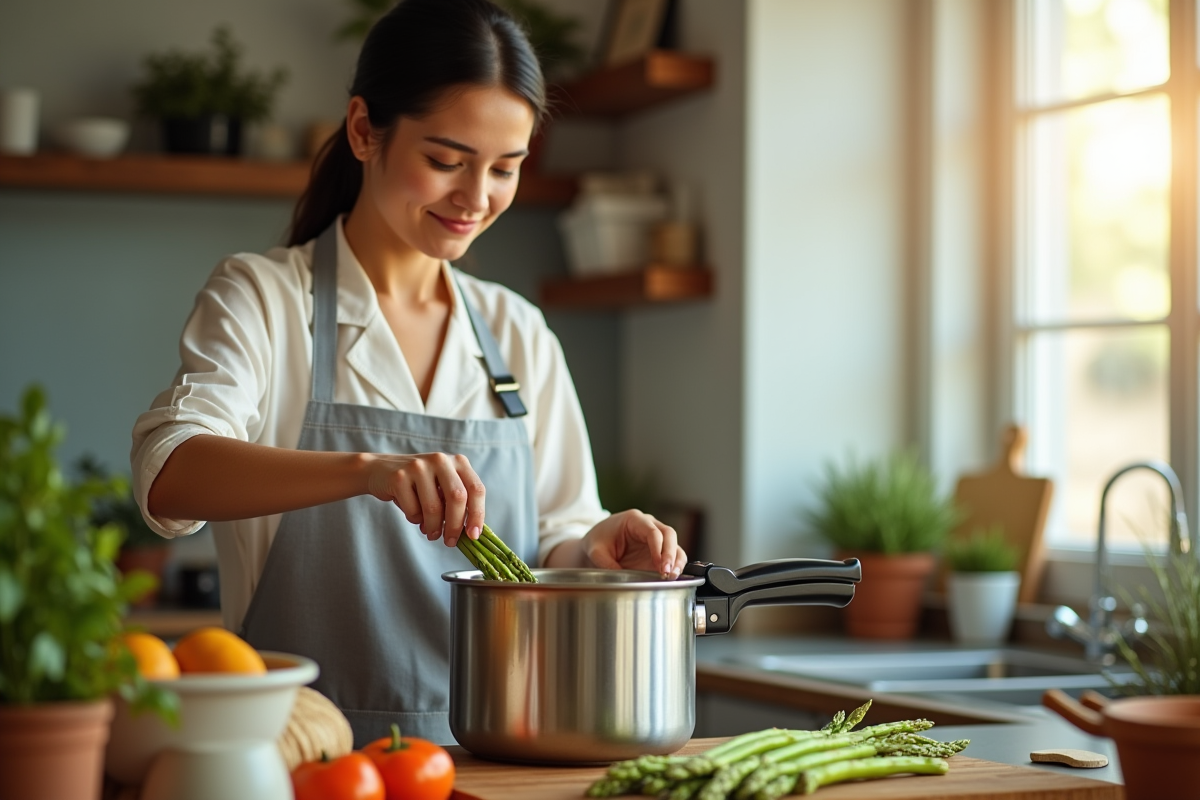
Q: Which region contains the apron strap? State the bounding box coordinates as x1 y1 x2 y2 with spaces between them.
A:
310 223 340 403
455 273 528 418
310 221 526 417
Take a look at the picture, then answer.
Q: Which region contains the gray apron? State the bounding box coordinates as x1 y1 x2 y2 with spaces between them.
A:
240 223 538 747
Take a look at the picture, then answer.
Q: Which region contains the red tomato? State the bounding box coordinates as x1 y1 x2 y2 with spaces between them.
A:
292 751 385 800
362 725 456 800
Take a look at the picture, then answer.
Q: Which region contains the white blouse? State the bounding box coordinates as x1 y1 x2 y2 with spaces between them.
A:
130 217 607 631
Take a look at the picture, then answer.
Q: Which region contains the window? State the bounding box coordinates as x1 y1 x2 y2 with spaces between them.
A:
1011 0 1196 553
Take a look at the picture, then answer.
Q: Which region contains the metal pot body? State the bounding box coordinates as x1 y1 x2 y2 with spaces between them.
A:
446 569 705 764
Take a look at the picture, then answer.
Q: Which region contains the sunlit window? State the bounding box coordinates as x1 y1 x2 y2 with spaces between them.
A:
1015 0 1180 551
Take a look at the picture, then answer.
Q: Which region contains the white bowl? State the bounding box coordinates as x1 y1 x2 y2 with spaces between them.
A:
53 116 130 158
105 651 319 800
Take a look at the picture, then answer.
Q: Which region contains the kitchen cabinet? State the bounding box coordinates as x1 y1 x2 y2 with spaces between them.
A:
537 51 717 309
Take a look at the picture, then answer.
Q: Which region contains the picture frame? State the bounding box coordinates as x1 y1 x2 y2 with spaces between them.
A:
599 0 673 67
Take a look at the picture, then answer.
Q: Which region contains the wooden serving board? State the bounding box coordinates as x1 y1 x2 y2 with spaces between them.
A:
942 424 1054 603
447 739 1122 800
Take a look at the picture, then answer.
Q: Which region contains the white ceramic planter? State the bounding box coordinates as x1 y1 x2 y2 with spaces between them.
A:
106 652 318 800
947 571 1021 645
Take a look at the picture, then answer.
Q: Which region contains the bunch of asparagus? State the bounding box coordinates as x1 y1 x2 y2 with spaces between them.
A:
585 701 969 800
456 523 538 582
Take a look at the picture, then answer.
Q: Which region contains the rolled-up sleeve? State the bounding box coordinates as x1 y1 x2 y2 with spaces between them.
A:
130 256 276 538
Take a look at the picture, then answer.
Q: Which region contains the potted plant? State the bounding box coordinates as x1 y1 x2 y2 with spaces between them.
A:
132 25 288 156
804 450 961 639
943 525 1021 645
0 387 177 800
79 456 171 609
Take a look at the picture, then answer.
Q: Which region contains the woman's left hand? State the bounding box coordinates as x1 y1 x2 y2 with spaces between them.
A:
581 510 688 579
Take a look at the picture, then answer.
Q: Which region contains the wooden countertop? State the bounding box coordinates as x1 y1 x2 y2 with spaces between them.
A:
447 738 1121 800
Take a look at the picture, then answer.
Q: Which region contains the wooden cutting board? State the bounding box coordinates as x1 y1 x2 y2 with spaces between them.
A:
942 424 1054 603
447 738 1121 800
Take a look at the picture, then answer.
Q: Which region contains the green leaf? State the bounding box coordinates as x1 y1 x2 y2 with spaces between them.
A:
118 570 158 605
0 567 23 622
29 631 66 682
93 523 123 563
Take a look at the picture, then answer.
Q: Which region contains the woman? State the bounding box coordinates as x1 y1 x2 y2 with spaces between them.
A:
131 0 687 746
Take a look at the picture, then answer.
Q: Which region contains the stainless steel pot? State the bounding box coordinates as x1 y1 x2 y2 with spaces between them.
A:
441 558 861 764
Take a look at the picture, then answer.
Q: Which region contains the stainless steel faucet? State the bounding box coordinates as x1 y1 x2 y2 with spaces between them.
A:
1046 461 1194 664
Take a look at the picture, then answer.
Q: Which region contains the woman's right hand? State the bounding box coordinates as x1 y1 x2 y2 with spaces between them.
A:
362 452 485 547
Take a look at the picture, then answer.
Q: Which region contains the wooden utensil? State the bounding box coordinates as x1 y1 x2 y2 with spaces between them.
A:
944 424 1054 603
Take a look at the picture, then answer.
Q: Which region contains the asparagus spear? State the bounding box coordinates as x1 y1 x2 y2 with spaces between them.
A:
664 778 707 800
455 528 537 582
819 711 845 733
481 523 539 581
800 756 949 795
585 777 639 797
697 756 762 800
666 729 792 779
737 743 878 800
838 700 872 733
641 776 672 795
753 775 797 800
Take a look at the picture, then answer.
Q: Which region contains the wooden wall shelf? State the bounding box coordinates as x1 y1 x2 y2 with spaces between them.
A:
0 153 311 198
554 51 715 118
0 152 577 206
540 265 713 309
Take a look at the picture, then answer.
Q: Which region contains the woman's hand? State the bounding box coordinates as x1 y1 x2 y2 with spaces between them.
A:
363 452 485 547
580 510 688 579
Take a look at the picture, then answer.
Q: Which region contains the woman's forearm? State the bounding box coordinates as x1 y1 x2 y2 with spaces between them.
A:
147 434 370 522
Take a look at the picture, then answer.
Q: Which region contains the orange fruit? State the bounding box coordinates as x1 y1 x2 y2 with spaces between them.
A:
121 632 180 680
172 627 267 675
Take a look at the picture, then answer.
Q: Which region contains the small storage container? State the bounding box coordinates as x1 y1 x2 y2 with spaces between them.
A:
558 193 668 276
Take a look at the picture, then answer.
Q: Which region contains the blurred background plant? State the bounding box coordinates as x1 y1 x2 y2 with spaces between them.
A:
1114 549 1200 695
596 464 660 515
132 25 288 123
804 450 962 555
334 0 585 79
0 386 176 720
944 525 1020 573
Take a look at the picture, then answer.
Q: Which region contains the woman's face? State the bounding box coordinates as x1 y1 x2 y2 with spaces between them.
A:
353 85 536 262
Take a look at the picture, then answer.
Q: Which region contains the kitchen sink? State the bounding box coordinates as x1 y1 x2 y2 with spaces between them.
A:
733 648 1137 706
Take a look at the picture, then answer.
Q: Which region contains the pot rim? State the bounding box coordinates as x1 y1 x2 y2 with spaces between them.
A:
442 567 705 590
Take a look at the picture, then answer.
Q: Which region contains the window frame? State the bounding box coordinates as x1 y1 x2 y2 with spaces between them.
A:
996 0 1200 563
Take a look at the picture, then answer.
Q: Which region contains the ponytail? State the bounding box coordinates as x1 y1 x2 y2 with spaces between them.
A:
285 0 546 247
287 123 361 246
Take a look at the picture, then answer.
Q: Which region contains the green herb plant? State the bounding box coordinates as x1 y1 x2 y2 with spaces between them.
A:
77 456 165 551
1114 549 1200 696
804 450 962 555
132 26 288 122
0 386 177 722
334 0 585 79
943 526 1019 573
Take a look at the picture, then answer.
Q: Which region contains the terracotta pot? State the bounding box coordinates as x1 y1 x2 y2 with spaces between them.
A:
0 698 114 800
116 546 171 608
836 550 935 639
1044 689 1200 800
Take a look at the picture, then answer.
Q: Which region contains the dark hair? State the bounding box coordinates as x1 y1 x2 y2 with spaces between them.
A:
288 0 546 246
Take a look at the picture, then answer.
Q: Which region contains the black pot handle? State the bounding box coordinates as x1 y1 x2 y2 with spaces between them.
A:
684 558 861 635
